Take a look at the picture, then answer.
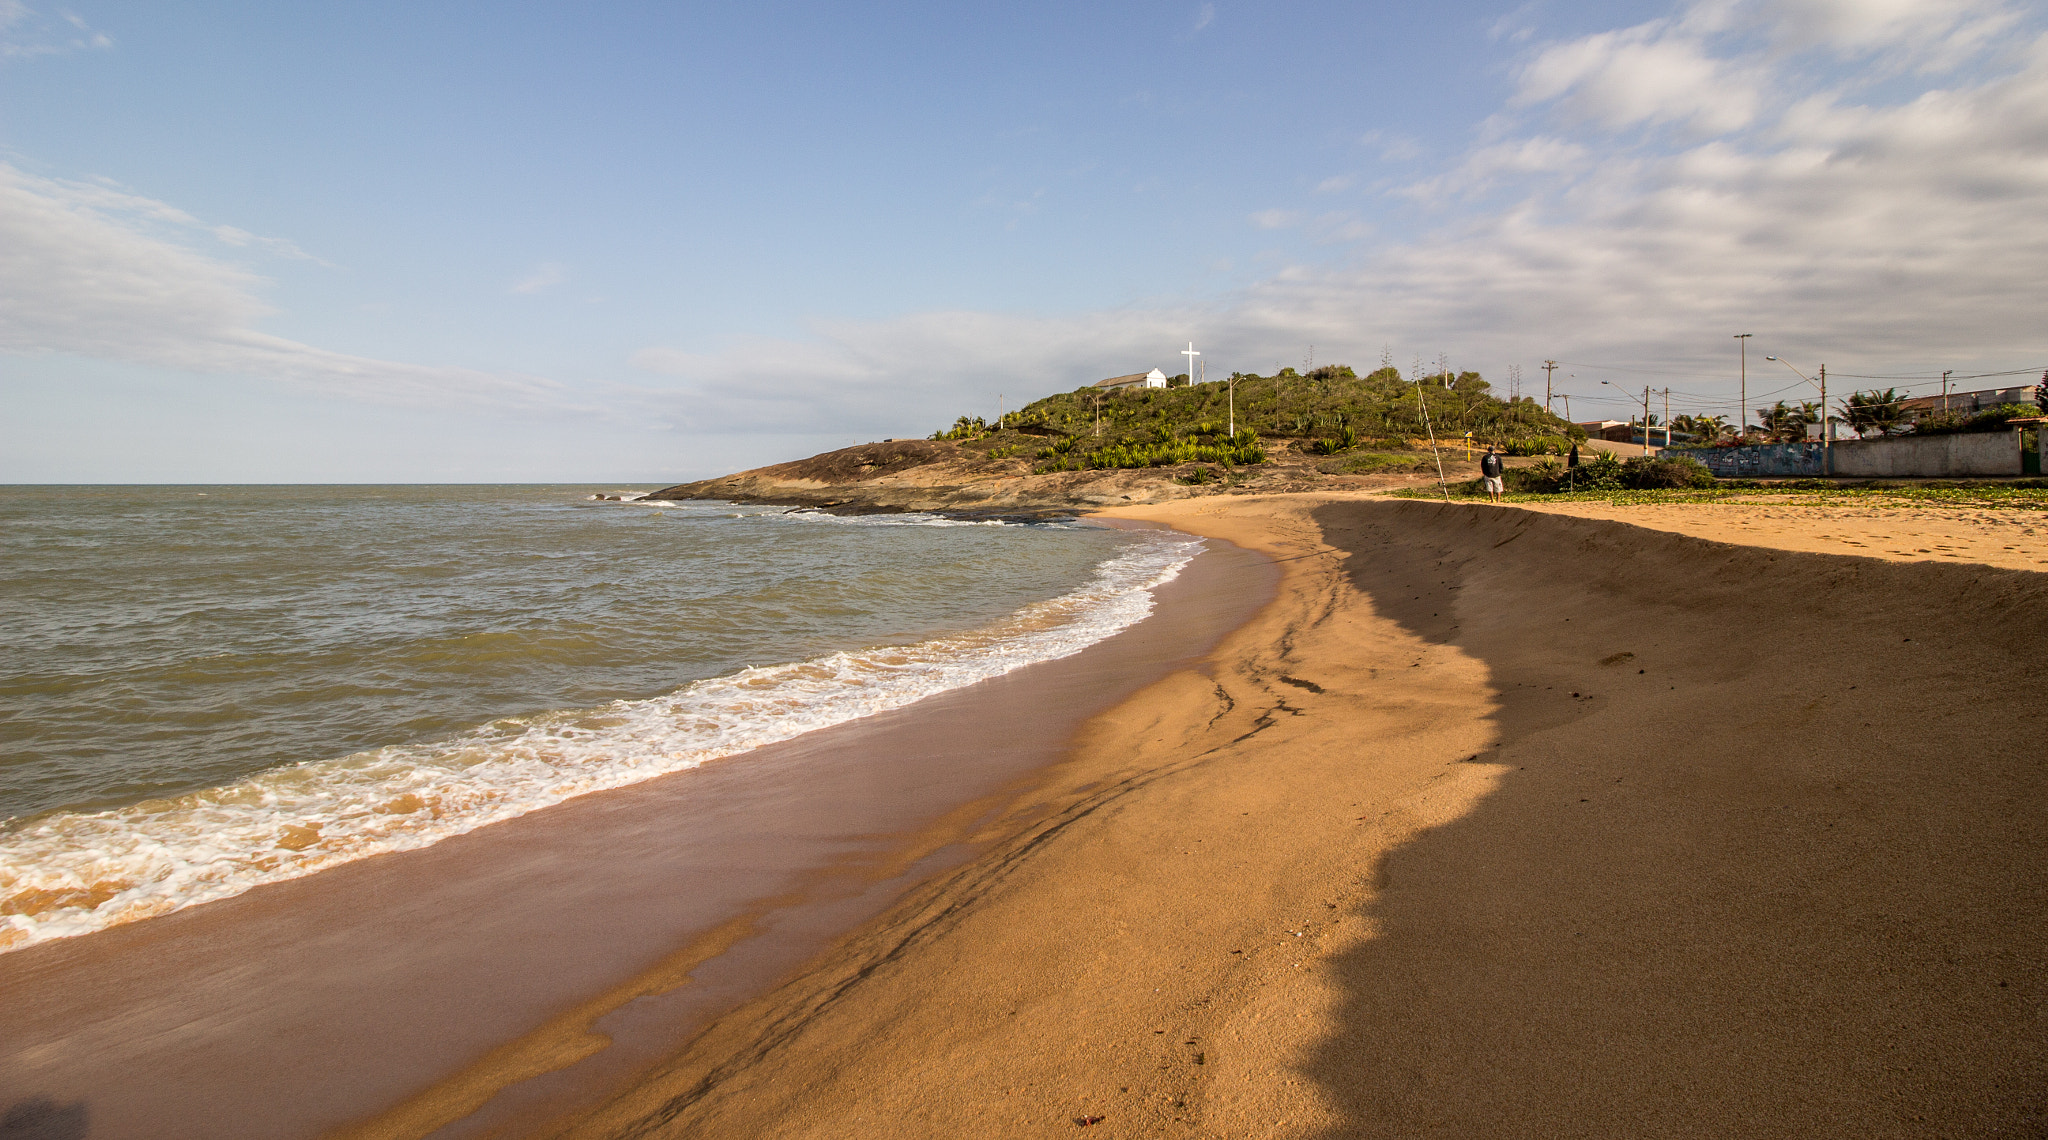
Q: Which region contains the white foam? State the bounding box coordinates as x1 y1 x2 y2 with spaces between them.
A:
0 531 1201 952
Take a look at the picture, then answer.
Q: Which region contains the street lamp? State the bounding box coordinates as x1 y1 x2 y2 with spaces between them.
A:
1764 355 1830 474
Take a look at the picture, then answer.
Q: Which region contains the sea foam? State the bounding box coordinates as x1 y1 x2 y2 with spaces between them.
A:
0 529 1200 951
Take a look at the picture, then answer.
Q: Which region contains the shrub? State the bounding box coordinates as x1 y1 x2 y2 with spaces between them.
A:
1572 452 1626 491
1503 436 1570 456
1081 440 1266 470
931 415 989 441
1912 403 2040 436
1307 427 1359 455
1621 455 1716 489
1506 459 1563 492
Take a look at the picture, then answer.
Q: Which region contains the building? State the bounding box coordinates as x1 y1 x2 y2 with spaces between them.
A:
1095 368 1169 390
1896 384 2042 421
1576 420 1636 442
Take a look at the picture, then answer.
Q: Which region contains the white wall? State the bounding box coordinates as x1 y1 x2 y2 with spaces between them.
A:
1829 432 2021 477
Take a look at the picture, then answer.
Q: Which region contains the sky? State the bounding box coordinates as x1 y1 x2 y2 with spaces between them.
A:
2 0 2044 483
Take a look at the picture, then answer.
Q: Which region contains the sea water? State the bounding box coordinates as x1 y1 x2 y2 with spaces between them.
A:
0 485 1198 950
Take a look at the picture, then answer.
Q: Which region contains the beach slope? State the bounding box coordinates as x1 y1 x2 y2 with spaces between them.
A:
560 494 2048 1138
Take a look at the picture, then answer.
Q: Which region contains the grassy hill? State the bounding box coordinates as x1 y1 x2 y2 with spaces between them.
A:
933 365 1583 473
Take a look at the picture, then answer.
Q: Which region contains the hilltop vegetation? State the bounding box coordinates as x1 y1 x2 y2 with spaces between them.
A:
933 364 1583 473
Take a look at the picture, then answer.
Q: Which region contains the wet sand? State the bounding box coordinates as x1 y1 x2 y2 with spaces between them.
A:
554 493 2048 1138
0 531 1276 1140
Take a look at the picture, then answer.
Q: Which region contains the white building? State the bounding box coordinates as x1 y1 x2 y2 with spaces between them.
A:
1094 368 1169 390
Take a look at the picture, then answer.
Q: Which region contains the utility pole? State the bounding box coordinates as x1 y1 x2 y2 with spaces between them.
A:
1662 387 1671 448
1094 390 1102 437
998 393 1004 431
1942 369 1953 413
1734 334 1752 440
1643 386 1652 454
1820 364 1830 475
1543 360 1559 414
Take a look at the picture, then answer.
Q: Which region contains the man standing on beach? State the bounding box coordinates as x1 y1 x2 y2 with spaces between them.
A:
1480 445 1505 503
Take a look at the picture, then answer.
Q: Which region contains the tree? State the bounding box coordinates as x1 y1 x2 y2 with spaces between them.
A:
1755 401 1796 441
1673 413 1728 441
1841 388 1906 437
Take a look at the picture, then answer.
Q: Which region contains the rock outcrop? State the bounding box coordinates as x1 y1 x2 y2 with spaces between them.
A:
639 439 1458 517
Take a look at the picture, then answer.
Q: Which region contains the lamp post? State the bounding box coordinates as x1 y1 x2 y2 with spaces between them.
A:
1765 356 1830 475
1735 334 1752 440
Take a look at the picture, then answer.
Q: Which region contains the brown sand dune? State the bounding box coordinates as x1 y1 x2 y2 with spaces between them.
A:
556 495 2047 1139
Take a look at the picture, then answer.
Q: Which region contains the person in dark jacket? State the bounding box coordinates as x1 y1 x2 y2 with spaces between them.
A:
1480 445 1506 503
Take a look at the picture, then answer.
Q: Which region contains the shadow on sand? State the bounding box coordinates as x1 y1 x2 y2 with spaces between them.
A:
1 1098 87 1140
1299 500 2048 1138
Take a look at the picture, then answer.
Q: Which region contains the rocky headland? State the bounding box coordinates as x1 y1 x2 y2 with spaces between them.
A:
638 437 1466 518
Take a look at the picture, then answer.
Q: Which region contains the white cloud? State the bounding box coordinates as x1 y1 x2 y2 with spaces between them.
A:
1769 0 2020 68
0 164 568 409
1516 19 1760 133
0 1 111 60
1249 208 1301 229
1192 3 1216 33
510 261 568 294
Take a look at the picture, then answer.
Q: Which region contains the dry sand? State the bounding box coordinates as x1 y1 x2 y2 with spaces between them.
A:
1516 497 2048 573
557 493 2048 1139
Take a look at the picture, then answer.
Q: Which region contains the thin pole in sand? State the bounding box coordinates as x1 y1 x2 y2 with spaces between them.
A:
1417 373 1450 502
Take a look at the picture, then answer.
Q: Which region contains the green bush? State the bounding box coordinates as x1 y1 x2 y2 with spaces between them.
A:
1505 459 1563 492
1079 439 1266 470
1502 436 1571 456
1307 427 1359 456
1911 404 2039 436
1621 455 1716 489
1571 452 1626 491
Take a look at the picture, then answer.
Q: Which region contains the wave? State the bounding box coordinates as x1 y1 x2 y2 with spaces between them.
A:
0 531 1201 952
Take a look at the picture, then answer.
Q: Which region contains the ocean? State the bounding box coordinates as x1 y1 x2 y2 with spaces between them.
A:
0 485 1200 952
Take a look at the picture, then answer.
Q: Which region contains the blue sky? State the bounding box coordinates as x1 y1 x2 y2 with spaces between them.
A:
3 0 2045 481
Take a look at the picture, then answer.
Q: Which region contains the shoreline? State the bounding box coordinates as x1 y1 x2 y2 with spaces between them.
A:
0 531 1277 1140
552 492 2048 1138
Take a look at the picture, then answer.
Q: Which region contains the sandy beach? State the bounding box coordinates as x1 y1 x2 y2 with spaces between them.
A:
556 492 2048 1138
0 528 1275 1140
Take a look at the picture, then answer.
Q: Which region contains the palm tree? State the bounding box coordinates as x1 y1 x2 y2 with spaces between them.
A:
1796 401 1823 442
1698 414 1729 441
1756 401 1799 442
1841 388 1906 437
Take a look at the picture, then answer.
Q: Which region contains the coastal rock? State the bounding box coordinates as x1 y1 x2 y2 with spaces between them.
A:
638 439 1457 517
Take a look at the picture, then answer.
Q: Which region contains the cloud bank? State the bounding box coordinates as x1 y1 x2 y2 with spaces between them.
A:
0 166 569 409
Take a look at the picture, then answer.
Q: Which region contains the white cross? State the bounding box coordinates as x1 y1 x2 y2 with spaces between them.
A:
1181 341 1200 382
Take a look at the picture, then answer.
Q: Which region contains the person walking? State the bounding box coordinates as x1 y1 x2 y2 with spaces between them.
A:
1480 444 1506 503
